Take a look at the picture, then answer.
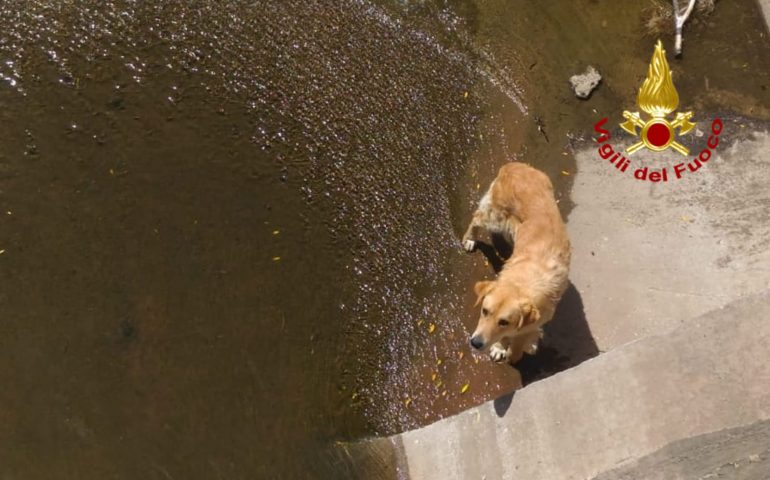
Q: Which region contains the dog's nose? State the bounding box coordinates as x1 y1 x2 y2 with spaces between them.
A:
470 336 484 350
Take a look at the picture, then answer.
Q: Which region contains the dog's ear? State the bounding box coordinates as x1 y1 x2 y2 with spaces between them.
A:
517 301 540 328
474 280 494 307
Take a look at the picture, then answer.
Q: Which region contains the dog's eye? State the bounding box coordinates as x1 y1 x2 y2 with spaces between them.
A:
498 319 510 327
481 308 489 316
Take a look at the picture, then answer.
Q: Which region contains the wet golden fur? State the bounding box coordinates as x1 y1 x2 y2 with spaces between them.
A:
463 162 571 363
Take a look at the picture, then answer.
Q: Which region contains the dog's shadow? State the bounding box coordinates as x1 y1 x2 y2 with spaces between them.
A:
477 233 599 417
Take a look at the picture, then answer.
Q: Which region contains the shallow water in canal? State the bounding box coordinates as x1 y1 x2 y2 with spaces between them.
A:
1 0 767 478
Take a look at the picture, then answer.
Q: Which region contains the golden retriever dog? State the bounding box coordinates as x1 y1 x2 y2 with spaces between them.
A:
462 162 571 364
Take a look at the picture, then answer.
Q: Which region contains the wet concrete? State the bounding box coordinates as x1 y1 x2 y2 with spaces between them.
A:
389 289 770 480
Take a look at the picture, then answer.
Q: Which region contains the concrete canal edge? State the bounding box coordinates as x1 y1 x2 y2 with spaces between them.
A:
387 289 770 479
361 125 770 479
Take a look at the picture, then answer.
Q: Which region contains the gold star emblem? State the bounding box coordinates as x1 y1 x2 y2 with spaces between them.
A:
620 40 695 155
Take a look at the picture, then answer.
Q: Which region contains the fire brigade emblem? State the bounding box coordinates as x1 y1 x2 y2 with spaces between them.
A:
620 40 695 156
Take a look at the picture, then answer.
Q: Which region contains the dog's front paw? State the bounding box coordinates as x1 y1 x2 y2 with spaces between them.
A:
489 343 510 362
462 239 476 252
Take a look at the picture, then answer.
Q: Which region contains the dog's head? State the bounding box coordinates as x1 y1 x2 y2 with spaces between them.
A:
469 280 540 351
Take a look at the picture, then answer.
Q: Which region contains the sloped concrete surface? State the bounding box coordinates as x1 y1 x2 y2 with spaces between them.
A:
568 126 770 351
592 419 770 480
391 289 770 479
370 124 770 479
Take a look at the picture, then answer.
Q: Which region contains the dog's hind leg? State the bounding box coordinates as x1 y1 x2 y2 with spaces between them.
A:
462 185 496 252
461 210 486 252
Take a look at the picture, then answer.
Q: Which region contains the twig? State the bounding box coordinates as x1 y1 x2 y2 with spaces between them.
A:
672 0 697 56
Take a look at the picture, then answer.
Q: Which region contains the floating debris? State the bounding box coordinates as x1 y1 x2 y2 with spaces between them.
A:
272 230 280 235
0 249 5 255
561 170 570 176
569 66 602 99
272 256 281 261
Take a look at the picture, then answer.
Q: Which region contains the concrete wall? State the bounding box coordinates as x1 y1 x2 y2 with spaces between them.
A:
394 289 770 479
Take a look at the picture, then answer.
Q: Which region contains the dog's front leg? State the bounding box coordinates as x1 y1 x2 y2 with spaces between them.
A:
516 328 543 355
521 329 544 356
505 330 542 364
461 210 486 252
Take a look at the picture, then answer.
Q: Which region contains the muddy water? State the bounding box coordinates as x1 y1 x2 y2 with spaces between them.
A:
1 0 768 479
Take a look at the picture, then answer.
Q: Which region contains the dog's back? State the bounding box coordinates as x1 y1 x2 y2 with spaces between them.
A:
492 163 570 262
494 163 571 315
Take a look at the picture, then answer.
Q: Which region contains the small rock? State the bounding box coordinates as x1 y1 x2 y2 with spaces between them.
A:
748 454 760 463
569 66 602 99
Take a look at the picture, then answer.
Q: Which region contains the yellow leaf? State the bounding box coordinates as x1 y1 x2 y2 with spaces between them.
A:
458 351 465 359
435 380 443 388
436 358 443 365
272 230 280 235
404 398 412 407
428 323 436 334
416 319 424 326
561 170 570 176
460 383 470 394
272 256 281 261
431 372 437 381
463 91 469 98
